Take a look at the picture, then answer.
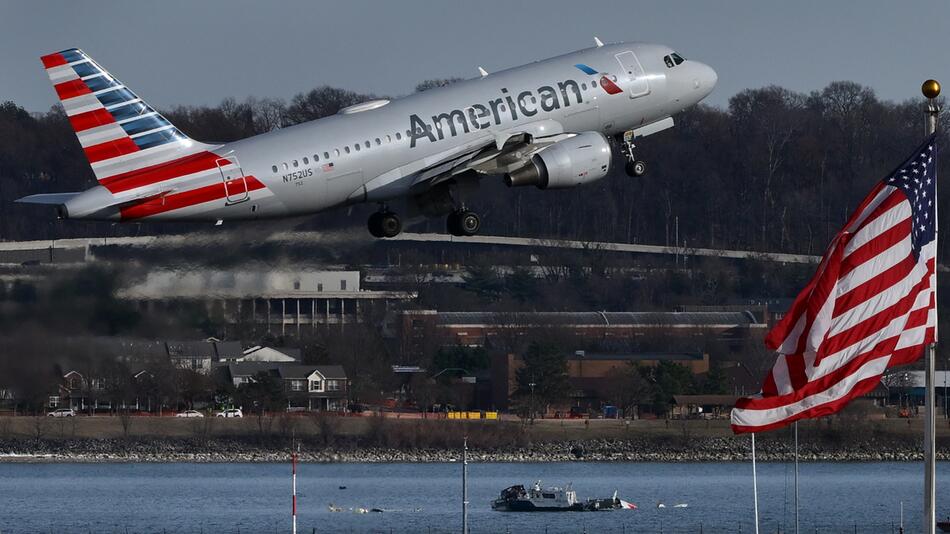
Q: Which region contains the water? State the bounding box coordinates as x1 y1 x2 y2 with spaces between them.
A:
0 462 946 533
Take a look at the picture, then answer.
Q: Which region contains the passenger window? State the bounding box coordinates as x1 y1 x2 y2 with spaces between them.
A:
375 138 381 145
324 152 330 159
292 160 298 168
386 135 392 143
395 132 402 140
334 148 340 156
282 162 288 170
365 140 371 148
344 146 351 154
271 165 278 173
406 129 411 137
314 154 319 162
581 82 587 90
354 144 360 152
303 157 309 165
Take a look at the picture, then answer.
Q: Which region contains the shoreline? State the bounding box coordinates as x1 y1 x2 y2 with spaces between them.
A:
2 436 947 464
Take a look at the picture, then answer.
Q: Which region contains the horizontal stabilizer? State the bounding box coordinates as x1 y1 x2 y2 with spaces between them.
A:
16 193 81 205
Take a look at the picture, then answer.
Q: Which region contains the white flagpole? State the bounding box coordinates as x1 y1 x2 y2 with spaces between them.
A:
292 449 297 534
752 432 760 534
462 436 469 534
922 79 940 534
794 421 799 534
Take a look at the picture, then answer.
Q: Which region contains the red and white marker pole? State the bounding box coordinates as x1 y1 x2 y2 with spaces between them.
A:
292 450 297 534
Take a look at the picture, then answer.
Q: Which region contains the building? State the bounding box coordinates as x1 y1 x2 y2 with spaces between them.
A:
166 340 243 374
232 345 301 363
490 351 710 412
671 395 738 419
401 310 766 358
225 362 349 411
120 269 416 336
68 337 242 375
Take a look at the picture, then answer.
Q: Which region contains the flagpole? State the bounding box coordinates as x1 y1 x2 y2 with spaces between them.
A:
462 435 469 534
922 78 941 534
794 421 799 534
752 432 760 534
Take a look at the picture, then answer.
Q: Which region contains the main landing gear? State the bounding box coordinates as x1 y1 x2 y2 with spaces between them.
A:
446 208 480 237
620 130 647 177
367 210 401 238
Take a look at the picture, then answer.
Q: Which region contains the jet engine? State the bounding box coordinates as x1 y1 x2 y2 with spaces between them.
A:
504 132 611 189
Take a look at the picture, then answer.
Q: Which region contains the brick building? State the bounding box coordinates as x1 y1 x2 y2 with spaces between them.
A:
400 309 766 359
490 351 710 412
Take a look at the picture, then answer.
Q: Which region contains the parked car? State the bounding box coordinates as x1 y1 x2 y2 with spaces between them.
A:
215 409 243 418
47 408 76 417
175 410 204 418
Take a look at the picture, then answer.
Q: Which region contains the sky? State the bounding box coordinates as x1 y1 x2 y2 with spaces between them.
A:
2 1 949 112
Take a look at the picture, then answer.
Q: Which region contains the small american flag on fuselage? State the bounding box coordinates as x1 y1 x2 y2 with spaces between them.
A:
322 162 334 172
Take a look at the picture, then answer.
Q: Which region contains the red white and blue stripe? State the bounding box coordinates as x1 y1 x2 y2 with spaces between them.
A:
731 135 938 433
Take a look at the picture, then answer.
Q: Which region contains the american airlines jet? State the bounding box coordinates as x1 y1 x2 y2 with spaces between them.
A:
18 39 716 238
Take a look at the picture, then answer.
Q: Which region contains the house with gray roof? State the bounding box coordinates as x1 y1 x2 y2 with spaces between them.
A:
225 362 348 411
166 340 243 374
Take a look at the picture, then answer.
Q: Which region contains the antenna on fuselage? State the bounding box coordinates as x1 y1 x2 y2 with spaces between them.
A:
478 66 488 77
593 36 604 47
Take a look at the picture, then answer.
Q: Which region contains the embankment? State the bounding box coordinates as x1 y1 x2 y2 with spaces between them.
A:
1 415 947 462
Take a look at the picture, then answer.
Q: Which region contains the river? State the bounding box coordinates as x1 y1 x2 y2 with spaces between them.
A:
0 462 947 533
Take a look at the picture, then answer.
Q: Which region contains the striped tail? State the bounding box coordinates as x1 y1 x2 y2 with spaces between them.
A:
40 48 211 186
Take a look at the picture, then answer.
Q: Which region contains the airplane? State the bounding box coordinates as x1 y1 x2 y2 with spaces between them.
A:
18 38 716 238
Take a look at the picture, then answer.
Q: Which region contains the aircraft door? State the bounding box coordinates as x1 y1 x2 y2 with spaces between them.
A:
216 155 249 204
615 51 650 98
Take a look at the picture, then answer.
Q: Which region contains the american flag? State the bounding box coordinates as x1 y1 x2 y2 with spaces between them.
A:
731 134 938 433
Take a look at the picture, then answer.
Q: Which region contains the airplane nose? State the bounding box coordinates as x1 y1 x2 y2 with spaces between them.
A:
693 62 718 96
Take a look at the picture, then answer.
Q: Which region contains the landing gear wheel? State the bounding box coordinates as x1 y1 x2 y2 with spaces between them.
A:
447 210 481 237
625 160 647 177
367 212 384 238
378 212 402 238
457 210 480 236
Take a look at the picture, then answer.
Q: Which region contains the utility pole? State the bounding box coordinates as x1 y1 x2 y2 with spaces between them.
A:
922 78 941 534
529 379 536 423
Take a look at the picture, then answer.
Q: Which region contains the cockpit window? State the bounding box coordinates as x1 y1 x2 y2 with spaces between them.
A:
671 53 685 65
664 55 674 68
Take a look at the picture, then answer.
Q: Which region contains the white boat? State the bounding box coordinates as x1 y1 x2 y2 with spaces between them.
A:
491 481 635 512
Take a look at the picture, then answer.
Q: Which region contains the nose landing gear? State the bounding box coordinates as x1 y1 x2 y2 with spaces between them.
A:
446 209 480 237
368 209 402 238
620 130 647 177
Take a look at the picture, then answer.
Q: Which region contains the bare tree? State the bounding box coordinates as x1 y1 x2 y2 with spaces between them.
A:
311 411 342 446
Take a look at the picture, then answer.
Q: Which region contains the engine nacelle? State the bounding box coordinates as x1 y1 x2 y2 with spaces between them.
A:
504 132 611 190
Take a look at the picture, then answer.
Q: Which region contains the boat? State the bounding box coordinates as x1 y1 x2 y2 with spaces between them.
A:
937 518 950 532
491 481 635 512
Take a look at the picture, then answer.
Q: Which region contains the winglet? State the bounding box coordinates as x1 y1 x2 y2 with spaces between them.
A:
594 36 604 47
478 66 488 77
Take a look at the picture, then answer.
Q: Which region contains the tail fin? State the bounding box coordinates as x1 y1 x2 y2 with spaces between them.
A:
40 48 212 186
